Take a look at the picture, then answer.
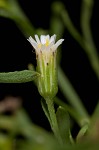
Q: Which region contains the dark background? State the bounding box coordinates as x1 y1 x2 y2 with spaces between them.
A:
0 0 98 135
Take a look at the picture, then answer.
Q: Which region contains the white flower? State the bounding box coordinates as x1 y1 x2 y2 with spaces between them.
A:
27 34 64 54
27 35 64 98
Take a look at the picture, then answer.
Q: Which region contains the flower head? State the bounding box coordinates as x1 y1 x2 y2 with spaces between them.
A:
27 34 64 54
27 34 64 99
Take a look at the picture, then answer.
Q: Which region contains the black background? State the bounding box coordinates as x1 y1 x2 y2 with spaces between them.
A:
0 0 98 135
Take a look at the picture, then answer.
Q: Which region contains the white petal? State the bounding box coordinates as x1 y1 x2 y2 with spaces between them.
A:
27 36 38 50
47 41 54 50
50 34 56 44
52 39 64 50
40 35 46 44
35 35 41 44
27 36 37 45
28 35 64 53
46 35 50 41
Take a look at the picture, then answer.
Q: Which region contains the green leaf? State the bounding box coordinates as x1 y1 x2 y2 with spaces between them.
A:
54 97 82 126
76 124 89 142
56 106 72 144
0 70 39 83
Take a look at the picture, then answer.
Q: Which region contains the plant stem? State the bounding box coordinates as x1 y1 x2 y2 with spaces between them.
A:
11 0 35 37
80 0 99 78
81 0 94 49
45 98 62 143
60 8 99 78
58 67 90 126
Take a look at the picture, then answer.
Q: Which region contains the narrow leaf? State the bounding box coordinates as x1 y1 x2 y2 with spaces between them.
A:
0 70 39 83
56 106 72 144
76 124 89 142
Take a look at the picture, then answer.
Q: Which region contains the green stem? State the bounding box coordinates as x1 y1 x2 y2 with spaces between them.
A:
61 9 84 49
81 0 94 48
10 0 35 37
45 98 62 143
13 15 35 38
58 67 90 126
80 0 99 78
60 8 99 78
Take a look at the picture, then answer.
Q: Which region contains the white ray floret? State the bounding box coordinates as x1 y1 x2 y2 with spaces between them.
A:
35 35 40 44
27 34 64 54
